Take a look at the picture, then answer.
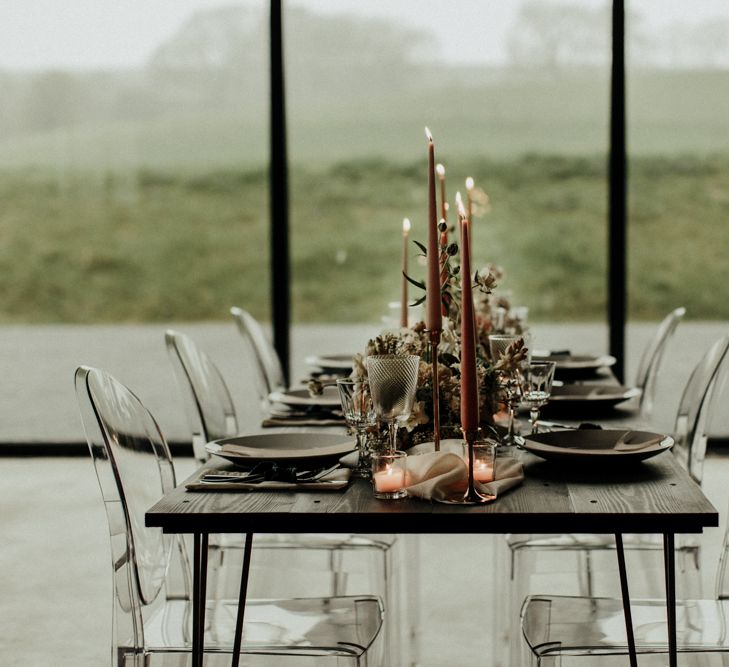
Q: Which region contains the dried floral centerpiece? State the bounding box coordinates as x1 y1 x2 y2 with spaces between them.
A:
350 252 528 449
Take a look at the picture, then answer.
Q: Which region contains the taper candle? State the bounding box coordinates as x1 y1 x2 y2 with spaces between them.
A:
401 218 411 328
425 128 442 333
457 192 479 432
465 177 475 223
436 163 448 222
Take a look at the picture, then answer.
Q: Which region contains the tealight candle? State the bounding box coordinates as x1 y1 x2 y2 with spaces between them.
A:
473 460 494 483
466 440 496 484
374 466 405 492
371 450 407 500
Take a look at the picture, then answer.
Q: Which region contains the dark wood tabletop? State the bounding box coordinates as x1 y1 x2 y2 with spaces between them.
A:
146 448 718 536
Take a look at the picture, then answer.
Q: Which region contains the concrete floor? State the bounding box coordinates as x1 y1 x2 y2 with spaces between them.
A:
1 321 728 666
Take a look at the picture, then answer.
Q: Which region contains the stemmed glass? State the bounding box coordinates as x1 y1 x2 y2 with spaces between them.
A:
366 354 420 454
336 379 377 478
522 361 557 434
489 334 525 447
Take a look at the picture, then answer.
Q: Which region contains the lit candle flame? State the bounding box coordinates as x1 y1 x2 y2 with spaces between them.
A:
465 176 475 191
455 191 467 219
402 217 411 234
425 126 433 142
436 163 445 178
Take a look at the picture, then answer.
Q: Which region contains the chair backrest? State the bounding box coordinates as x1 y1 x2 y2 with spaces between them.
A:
634 307 686 417
74 366 178 652
230 306 286 403
672 334 729 485
165 329 238 462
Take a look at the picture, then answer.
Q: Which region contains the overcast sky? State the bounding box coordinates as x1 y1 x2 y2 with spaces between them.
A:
0 0 727 70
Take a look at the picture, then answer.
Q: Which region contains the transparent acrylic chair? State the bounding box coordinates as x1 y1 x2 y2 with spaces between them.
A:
520 462 729 666
500 335 729 666
634 306 686 419
164 329 404 664
74 365 384 666
230 307 286 411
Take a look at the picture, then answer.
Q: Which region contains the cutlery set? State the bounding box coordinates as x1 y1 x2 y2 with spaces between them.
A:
200 463 340 485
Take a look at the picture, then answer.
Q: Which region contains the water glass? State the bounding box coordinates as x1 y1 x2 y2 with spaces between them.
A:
522 361 557 434
336 379 377 478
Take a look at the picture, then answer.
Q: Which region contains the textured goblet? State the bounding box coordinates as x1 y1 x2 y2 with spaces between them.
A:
366 354 420 453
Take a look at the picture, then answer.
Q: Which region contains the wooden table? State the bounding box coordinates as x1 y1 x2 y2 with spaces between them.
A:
146 447 718 667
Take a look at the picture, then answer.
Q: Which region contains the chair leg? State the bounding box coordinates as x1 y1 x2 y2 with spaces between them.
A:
330 547 347 596
404 534 421 666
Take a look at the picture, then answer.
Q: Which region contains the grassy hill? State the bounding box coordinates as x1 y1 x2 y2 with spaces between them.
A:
1 153 727 323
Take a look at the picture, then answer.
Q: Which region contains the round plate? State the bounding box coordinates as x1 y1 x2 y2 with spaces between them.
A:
305 354 354 372
533 353 617 370
522 429 673 463
543 385 642 412
268 386 341 408
206 433 355 465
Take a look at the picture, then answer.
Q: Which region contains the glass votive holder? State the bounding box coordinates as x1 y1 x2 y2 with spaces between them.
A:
371 450 408 500
462 440 496 483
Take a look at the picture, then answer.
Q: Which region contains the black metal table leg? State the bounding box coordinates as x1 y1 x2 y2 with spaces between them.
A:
192 533 209 667
615 533 638 667
231 533 254 667
664 533 677 667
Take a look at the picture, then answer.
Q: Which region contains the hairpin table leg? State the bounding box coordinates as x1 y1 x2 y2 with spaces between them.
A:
615 533 637 667
192 533 209 667
664 533 677 667
231 533 254 667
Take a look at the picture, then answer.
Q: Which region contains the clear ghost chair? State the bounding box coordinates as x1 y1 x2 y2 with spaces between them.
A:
634 306 686 419
520 471 729 666
164 329 404 664
500 334 729 666
230 306 286 411
74 365 384 666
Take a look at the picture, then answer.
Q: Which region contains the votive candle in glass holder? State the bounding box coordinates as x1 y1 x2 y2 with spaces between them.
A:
462 440 496 483
371 450 408 500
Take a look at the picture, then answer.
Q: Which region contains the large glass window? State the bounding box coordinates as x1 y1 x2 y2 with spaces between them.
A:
286 0 610 324
0 1 268 322
627 0 729 320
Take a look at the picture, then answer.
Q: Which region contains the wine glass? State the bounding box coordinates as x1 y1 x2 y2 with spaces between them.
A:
522 361 557 434
336 379 377 478
366 354 420 454
488 334 525 447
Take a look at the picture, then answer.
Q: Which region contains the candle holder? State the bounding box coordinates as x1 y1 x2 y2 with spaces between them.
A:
428 328 442 452
442 429 496 505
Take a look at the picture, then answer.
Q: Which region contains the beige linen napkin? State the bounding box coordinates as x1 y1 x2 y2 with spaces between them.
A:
405 451 524 503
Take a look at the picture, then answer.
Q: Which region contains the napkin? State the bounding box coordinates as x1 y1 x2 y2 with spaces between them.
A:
185 466 351 491
404 451 524 503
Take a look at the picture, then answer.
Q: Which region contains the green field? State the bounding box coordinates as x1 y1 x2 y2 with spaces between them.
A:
1 153 727 324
